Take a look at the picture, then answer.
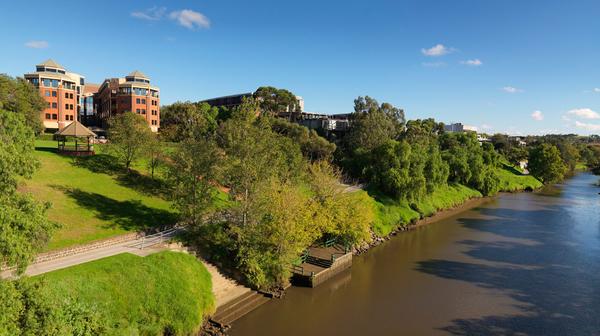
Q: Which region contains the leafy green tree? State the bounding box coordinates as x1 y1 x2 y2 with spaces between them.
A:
159 102 218 142
0 110 56 273
269 117 336 161
108 112 154 170
253 86 300 117
0 279 105 335
146 135 165 179
528 143 568 183
233 179 319 288
557 141 580 172
307 161 372 247
424 141 449 192
169 136 223 228
0 75 46 135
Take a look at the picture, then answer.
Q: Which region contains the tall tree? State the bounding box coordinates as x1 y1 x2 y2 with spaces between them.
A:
0 75 46 135
528 143 568 183
0 110 56 273
108 112 154 170
159 101 218 142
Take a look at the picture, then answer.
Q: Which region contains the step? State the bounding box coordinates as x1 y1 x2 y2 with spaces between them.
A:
305 256 333 268
214 290 255 316
217 294 271 325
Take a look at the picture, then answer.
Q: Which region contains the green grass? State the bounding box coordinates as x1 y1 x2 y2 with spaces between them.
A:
35 251 215 335
21 140 178 250
496 163 543 192
369 184 482 236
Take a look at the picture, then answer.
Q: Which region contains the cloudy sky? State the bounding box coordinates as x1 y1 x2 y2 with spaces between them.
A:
1 0 600 135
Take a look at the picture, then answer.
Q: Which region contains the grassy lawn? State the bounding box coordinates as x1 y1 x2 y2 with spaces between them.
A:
496 163 543 192
35 251 215 335
20 140 178 250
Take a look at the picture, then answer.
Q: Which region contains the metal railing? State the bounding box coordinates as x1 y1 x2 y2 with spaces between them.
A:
128 227 180 249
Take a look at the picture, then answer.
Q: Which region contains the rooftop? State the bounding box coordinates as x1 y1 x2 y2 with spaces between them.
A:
127 70 148 79
37 59 64 70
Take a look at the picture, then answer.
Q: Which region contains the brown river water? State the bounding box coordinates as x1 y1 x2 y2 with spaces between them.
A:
230 173 600 336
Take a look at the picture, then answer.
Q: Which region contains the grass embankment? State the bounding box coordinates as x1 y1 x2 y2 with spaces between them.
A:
20 140 178 250
36 251 215 335
368 163 542 236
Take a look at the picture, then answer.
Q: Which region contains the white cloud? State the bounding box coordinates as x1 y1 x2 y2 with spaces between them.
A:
531 110 544 121
169 9 210 29
421 44 453 57
422 61 446 67
594 88 600 93
480 124 492 130
24 40 48 49
575 120 600 131
567 108 600 119
461 59 482 66
502 86 523 93
131 6 166 20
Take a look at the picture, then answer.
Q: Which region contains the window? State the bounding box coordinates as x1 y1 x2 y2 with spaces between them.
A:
141 109 146 114
45 113 51 119
70 93 73 99
65 104 69 110
47 102 51 108
136 98 140 104
136 108 140 114
52 102 57 108
70 104 74 110
151 110 157 115
141 99 146 104
43 78 51 87
45 91 51 97
51 79 58 88
52 91 57 97
52 114 57 120
151 120 157 125
65 92 69 98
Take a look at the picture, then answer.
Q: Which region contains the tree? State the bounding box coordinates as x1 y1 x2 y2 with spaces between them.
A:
253 86 300 118
146 135 165 179
0 279 105 335
528 143 568 183
169 136 223 228
0 110 56 273
108 112 154 170
0 75 46 135
269 117 336 161
159 102 218 142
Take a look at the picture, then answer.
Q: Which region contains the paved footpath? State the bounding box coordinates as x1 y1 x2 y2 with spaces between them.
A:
1 240 165 279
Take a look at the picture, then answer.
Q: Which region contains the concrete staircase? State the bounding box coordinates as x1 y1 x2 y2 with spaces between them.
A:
305 255 334 268
210 290 271 326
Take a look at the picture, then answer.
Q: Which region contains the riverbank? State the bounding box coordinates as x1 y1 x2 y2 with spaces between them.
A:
355 194 495 254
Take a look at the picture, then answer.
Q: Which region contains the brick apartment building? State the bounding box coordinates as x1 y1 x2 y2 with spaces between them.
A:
95 70 160 132
24 60 84 130
25 60 160 132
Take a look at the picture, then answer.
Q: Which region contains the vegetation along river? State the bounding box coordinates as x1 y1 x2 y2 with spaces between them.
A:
230 172 600 335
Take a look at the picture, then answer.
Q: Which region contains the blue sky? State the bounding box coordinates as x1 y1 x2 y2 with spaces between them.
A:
1 0 600 135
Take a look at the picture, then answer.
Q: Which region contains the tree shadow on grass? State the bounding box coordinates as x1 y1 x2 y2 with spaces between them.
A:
52 185 178 232
71 154 171 198
72 154 124 175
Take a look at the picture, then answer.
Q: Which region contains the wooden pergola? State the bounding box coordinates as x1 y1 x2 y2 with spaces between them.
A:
55 121 97 156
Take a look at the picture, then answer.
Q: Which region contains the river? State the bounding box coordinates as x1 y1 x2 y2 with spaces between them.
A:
230 173 600 335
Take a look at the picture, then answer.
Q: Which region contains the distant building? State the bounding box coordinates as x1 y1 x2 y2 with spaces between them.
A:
24 61 160 132
95 71 160 132
80 83 99 126
202 92 253 109
24 59 85 130
444 123 465 133
202 91 304 113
